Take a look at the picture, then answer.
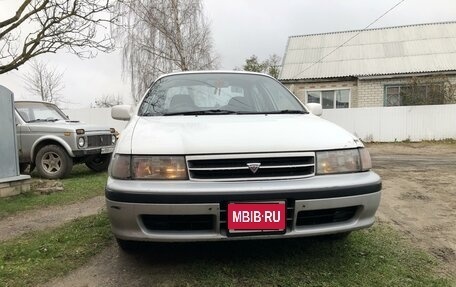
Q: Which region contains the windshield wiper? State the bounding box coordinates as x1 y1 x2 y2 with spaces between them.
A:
158 109 308 116
237 109 309 115
268 109 309 114
162 109 238 116
28 118 59 123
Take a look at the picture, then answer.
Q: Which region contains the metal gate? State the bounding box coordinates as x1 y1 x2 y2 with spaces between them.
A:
0 85 20 179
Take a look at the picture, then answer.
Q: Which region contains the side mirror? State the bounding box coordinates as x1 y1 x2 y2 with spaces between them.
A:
306 103 322 116
112 105 132 121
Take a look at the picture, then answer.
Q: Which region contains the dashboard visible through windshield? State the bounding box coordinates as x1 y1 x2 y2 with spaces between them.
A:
138 73 307 116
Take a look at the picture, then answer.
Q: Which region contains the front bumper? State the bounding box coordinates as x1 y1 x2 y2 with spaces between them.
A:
105 171 381 242
72 146 115 157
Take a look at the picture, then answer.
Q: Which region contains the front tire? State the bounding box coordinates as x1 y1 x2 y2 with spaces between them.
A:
35 145 73 179
85 154 111 172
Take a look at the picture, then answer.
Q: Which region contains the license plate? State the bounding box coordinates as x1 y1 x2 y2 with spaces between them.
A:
227 201 286 233
101 147 114 154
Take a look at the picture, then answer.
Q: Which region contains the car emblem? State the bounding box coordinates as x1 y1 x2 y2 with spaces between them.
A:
100 136 104 143
247 163 261 174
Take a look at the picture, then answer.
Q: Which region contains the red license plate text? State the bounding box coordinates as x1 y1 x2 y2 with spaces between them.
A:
227 202 286 232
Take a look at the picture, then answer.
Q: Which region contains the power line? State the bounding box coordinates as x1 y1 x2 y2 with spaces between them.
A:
290 0 406 80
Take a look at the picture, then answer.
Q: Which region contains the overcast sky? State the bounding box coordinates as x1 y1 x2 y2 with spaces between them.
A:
1 0 456 108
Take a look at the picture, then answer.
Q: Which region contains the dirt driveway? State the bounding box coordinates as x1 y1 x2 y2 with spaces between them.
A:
40 143 456 286
368 143 456 275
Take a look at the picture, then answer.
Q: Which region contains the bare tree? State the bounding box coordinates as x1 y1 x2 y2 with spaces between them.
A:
23 59 65 104
265 54 282 79
0 0 118 74
402 74 456 106
93 94 123 107
115 0 217 103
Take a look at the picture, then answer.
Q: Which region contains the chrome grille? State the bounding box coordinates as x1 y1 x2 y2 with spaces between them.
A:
87 135 112 147
186 152 315 181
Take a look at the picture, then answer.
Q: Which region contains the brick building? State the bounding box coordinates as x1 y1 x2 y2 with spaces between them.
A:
279 22 456 109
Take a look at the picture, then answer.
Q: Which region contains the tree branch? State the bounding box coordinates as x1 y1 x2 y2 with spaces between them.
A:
0 0 117 74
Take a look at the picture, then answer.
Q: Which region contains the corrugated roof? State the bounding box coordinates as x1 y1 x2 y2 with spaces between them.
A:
279 21 456 80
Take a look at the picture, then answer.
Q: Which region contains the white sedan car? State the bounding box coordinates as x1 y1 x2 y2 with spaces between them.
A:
106 71 381 250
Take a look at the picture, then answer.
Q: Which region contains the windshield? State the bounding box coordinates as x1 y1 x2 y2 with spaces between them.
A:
15 102 68 123
138 73 307 116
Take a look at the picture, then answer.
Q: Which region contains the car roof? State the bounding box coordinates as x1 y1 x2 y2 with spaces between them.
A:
14 100 57 105
154 70 276 81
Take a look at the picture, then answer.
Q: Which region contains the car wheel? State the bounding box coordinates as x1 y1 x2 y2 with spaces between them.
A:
85 154 111 172
35 145 73 179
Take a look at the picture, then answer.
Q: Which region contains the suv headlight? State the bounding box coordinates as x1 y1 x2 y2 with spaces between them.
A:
316 148 372 175
77 137 85 148
110 155 188 180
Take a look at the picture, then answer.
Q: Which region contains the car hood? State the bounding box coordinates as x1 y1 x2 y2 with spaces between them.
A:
26 120 111 133
117 114 362 155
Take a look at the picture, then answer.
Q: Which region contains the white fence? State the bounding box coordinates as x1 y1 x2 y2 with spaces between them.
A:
322 104 456 142
63 108 128 132
64 104 456 142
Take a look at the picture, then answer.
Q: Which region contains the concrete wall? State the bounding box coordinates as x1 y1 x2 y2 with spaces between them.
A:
357 77 411 107
284 80 359 107
284 74 456 108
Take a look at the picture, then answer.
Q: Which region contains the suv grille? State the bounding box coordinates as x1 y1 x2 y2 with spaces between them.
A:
187 152 315 181
87 135 112 147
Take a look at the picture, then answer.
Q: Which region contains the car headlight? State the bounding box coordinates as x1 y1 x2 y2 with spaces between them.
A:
110 154 188 180
133 156 187 179
316 148 371 175
110 154 131 179
111 134 116 145
78 137 85 148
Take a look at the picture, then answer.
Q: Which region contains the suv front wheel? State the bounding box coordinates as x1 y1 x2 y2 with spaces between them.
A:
85 154 111 172
35 144 73 179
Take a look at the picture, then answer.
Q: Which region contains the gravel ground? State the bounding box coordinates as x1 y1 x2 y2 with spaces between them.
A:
368 143 456 276
0 196 105 242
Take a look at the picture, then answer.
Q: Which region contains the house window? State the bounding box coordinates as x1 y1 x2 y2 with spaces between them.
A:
385 85 445 106
306 89 350 109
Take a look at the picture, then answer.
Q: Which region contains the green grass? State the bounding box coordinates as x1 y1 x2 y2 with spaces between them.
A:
0 165 453 286
1 219 452 287
0 165 107 219
0 212 112 287
158 226 452 287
